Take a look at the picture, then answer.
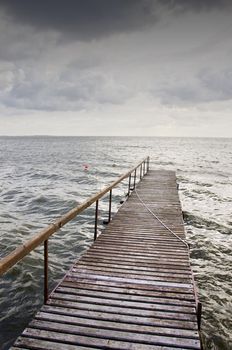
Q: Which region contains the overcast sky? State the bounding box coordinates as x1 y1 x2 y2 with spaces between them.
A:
0 0 232 137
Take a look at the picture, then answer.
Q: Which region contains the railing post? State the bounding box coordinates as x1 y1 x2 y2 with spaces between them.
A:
197 302 202 330
133 168 137 189
140 164 142 179
94 200 99 241
127 173 131 196
44 240 48 304
108 189 112 222
147 157 150 172
143 161 145 176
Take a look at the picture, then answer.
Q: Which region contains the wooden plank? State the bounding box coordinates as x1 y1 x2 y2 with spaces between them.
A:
80 256 191 271
76 261 192 275
36 311 199 338
82 252 190 266
86 250 189 261
28 319 201 349
56 286 195 306
73 263 192 276
50 292 196 313
67 272 193 289
94 239 188 251
59 282 195 303
21 327 201 349
70 267 192 283
47 298 197 322
41 304 198 330
97 234 187 242
89 246 189 259
14 337 98 349
95 236 187 245
65 276 194 295
60 281 195 301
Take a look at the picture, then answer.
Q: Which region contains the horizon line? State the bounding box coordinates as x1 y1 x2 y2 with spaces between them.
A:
0 135 231 139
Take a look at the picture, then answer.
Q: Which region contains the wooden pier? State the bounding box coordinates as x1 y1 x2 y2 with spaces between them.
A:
9 169 201 349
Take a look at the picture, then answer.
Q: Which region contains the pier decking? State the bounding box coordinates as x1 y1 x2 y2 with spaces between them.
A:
11 170 201 349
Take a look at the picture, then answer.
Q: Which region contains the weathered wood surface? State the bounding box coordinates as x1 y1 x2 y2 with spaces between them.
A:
12 170 201 349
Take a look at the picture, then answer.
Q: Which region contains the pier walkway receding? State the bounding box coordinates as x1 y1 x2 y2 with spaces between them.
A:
9 169 201 349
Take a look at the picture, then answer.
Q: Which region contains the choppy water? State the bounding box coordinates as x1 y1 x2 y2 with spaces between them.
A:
0 136 231 350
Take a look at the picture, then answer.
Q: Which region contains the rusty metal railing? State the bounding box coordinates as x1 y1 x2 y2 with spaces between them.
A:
0 156 150 302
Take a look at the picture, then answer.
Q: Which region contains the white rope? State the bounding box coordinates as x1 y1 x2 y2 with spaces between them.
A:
134 187 189 249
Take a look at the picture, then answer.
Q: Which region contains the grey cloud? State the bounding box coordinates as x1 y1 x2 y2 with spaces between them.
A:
0 13 59 62
200 69 232 101
0 0 157 41
155 67 232 106
162 0 231 11
1 68 133 111
1 0 231 42
156 84 203 106
1 0 231 118
64 56 102 76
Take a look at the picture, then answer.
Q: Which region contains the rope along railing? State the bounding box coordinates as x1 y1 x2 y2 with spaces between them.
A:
0 157 150 302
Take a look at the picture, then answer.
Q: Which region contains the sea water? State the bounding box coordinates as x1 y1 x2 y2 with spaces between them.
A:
0 136 231 349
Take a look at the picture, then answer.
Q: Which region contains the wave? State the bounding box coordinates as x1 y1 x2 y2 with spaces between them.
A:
183 211 232 235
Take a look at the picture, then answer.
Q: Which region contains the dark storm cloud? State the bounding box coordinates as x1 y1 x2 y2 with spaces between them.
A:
162 0 231 11
1 0 231 41
0 0 157 40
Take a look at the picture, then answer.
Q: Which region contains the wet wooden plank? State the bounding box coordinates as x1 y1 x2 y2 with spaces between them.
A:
59 282 195 304
65 276 194 295
21 328 200 349
72 262 192 276
47 298 197 322
56 286 195 306
14 337 98 349
93 239 188 251
50 292 196 313
88 246 189 259
66 272 193 289
41 304 198 330
80 256 191 271
76 261 191 275
36 311 199 338
28 319 201 349
81 253 191 267
68 266 192 280
70 267 192 283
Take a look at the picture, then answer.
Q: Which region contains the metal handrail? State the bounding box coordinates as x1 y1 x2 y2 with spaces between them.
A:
0 156 150 301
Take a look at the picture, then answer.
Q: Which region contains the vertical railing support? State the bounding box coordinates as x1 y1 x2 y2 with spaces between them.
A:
197 302 202 330
44 240 48 304
133 169 137 189
140 164 142 179
147 157 150 172
108 189 112 222
94 200 99 241
143 161 145 176
127 173 131 196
